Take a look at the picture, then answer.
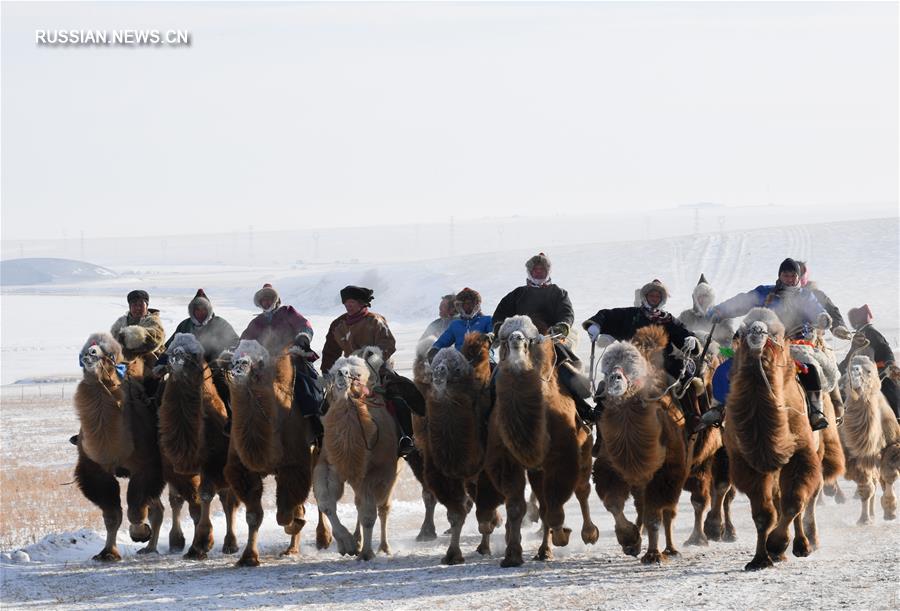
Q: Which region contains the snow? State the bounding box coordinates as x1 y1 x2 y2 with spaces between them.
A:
1 216 898 607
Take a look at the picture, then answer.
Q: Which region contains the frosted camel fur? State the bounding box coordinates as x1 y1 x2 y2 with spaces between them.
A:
840 355 900 523
592 326 689 564
414 333 504 565
73 333 166 560
485 315 598 568
157 333 239 559
313 349 402 561
224 339 326 566
724 308 828 571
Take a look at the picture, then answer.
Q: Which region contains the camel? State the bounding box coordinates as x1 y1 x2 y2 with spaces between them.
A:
840 355 900 523
313 349 402 560
416 333 504 564
73 333 166 561
223 339 322 566
408 336 439 542
592 326 689 564
484 315 597 568
157 333 239 559
724 307 827 571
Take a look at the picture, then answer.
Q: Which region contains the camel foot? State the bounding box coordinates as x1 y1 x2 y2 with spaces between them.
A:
744 555 774 571
684 532 709 547
476 541 491 556
441 548 465 565
769 551 786 563
357 548 375 562
581 524 600 545
184 546 208 561
884 511 896 521
663 546 679 558
640 550 664 565
615 522 641 556
236 552 260 567
222 535 239 555
378 541 391 555
169 532 186 553
316 527 333 550
416 525 438 542
766 531 789 559
136 546 158 555
283 518 305 536
129 523 151 543
703 518 723 542
92 547 121 562
500 554 524 568
834 488 847 504
335 532 359 556
533 545 553 562
792 537 812 558
280 546 299 557
857 516 873 526
443 526 453 535
551 527 572 547
722 525 737 542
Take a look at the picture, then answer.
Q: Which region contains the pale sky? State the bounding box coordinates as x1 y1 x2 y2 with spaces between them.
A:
2 1 897 240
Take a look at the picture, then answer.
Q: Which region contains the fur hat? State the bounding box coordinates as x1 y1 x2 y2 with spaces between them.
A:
525 252 551 273
455 287 481 305
340 285 374 306
692 275 715 313
253 283 280 310
797 260 810 286
778 258 801 276
188 288 213 324
848 304 873 330
639 279 668 309
127 289 149 304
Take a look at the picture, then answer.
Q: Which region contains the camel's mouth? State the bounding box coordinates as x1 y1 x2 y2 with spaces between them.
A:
80 346 106 372
743 321 771 355
849 365 866 390
605 368 630 397
432 363 449 387
230 357 253 380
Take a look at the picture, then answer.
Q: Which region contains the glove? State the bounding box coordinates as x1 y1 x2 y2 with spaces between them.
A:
706 308 722 323
587 324 601 343
425 347 439 364
851 334 869 350
548 322 570 338
816 312 832 331
682 336 701 355
832 325 852 340
293 333 311 351
596 334 616 348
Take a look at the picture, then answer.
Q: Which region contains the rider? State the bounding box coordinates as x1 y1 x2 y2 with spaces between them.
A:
839 304 899 419
706 258 832 431
677 274 736 346
427 287 493 360
492 253 594 424
798 261 852 339
321 285 419 457
421 293 457 340
583 279 704 431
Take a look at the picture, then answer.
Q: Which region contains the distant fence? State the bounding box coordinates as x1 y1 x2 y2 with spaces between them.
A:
0 383 76 401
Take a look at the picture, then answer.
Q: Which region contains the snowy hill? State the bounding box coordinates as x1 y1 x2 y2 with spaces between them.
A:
0 258 117 286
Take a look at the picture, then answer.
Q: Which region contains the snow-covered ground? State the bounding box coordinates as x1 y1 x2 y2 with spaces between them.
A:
1 217 898 608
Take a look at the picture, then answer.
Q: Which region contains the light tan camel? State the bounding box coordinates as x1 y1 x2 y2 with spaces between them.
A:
313 350 402 561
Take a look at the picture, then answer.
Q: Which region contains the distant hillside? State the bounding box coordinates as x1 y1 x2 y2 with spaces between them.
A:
0 258 117 286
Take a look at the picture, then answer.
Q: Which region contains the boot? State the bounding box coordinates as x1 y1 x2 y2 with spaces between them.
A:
69 433 79 446
398 435 416 458
829 387 845 426
806 390 829 431
391 395 417 458
591 390 604 457
700 401 724 428
675 383 707 433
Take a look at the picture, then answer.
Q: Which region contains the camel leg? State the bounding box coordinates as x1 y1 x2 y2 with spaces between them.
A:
528 470 553 561
833 480 847 504
377 501 392 556
722 486 737 541
640 501 664 565
684 472 710 546
769 448 820 562
219 488 240 554
856 477 875 525
405 448 438 541
474 471 503 556
167 489 186 552
75 453 123 562
312 459 357 556
134 497 164 555
425 462 467 564
576 436 599 545
662 507 679 559
526 490 541 525
730 449 776 571
224 453 265 567
494 460 527 568
642 460 683 564
275 461 310 539
126 469 165 553
593 457 640 557
880 471 898 521
185 474 215 560
316 510 333 550
540 437 579 549
355 493 378 562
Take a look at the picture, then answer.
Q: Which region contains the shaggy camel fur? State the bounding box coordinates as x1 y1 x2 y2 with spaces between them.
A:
417 333 504 564
724 308 825 571
592 326 689 564
485 315 597 568
409 336 439 542
313 351 402 560
73 333 166 560
158 333 239 559
224 340 323 566
840 355 900 523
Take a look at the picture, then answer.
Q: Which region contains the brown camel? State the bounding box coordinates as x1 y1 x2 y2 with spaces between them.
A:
724 307 824 571
840 355 900 523
592 326 689 564
418 333 504 564
73 333 165 560
158 333 239 559
484 315 597 568
313 350 402 560
406 336 439 542
224 339 321 566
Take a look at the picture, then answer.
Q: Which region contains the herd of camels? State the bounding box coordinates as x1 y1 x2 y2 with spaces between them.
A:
72 308 899 572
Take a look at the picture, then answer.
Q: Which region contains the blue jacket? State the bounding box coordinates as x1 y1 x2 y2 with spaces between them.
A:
433 315 494 351
714 284 825 337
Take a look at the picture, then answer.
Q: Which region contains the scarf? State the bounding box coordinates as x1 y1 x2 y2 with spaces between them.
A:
526 276 551 288
345 307 369 326
642 305 673 324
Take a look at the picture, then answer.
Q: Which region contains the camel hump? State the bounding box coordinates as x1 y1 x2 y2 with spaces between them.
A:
632 325 669 355
461 331 490 364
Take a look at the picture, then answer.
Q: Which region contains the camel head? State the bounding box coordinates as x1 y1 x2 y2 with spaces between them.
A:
600 341 649 399
165 333 205 378
413 336 436 387
847 355 880 398
228 339 270 385
79 333 123 381
461 331 491 367
431 347 472 395
328 355 371 401
739 308 785 358
498 315 544 371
